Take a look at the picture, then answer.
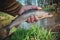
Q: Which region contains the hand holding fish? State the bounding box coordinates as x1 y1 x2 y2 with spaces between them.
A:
18 5 52 23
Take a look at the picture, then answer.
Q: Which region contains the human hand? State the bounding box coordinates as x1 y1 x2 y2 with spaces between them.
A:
18 5 49 23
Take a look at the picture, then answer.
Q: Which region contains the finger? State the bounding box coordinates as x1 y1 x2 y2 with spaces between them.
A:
18 5 42 15
30 15 34 23
26 17 30 23
34 16 39 22
24 5 42 11
32 6 42 10
27 5 42 10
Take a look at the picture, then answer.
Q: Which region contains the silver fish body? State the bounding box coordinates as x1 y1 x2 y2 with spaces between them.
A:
0 10 53 36
6 10 51 29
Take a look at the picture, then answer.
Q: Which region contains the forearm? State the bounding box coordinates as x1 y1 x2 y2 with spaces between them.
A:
0 0 22 16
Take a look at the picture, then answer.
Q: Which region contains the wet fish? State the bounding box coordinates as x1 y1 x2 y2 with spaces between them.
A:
0 9 53 35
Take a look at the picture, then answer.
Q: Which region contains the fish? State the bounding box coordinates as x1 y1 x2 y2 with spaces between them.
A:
0 9 53 35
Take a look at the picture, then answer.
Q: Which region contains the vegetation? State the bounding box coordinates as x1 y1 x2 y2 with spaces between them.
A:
0 12 14 27
8 24 57 40
0 12 15 39
42 5 55 12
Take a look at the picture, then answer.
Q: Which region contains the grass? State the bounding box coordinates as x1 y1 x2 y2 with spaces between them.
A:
42 5 55 12
8 24 57 40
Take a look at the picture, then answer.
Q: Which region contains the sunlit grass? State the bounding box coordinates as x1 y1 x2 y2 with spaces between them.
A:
8 24 57 40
